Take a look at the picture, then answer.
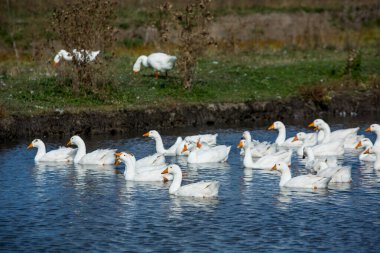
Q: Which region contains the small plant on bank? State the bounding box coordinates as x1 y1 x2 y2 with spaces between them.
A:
51 0 116 94
157 0 215 90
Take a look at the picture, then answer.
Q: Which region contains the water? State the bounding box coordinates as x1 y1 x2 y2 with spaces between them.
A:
1 124 380 252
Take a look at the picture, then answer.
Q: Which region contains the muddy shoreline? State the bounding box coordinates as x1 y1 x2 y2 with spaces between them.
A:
1 91 379 142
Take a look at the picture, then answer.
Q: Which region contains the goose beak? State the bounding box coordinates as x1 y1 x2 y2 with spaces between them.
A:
268 123 275 130
143 132 150 137
363 149 370 154
196 140 202 148
291 135 299 142
161 167 169 174
53 61 59 68
27 143 33 149
114 158 121 166
365 127 371 132
181 144 188 153
237 140 244 149
308 122 316 128
66 140 72 146
355 142 362 149
271 164 277 171
115 152 122 157
133 71 139 75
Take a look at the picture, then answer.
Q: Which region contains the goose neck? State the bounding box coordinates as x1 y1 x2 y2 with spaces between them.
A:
169 171 182 194
279 169 292 187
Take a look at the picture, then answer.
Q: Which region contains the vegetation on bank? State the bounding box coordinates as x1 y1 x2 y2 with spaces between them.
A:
1 47 379 116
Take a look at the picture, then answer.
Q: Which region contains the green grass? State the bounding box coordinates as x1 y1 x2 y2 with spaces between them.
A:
1 48 379 116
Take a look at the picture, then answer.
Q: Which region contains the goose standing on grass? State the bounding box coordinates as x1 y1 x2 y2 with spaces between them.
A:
143 130 182 156
355 138 376 162
271 162 331 189
115 152 172 182
67 135 116 165
237 139 291 169
365 124 380 147
133 52 177 78
268 121 303 148
53 49 100 67
161 164 219 197
27 139 77 163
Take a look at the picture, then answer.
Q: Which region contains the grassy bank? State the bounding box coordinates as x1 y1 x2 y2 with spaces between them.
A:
0 47 379 116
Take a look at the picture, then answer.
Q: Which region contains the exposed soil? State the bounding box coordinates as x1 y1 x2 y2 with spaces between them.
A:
1 90 379 142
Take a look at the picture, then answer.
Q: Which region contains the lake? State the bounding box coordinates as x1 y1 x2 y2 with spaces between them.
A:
0 121 379 252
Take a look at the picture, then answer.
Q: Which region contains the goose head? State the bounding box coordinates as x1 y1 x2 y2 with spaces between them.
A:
114 151 135 166
237 139 249 150
268 121 284 130
308 119 325 130
143 130 159 138
27 139 43 149
365 124 380 133
242 131 251 140
271 162 291 173
67 135 83 146
53 50 71 67
161 164 181 175
292 132 307 142
355 138 373 149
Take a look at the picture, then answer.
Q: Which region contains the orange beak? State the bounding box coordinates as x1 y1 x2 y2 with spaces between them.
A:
363 149 370 154
365 127 371 132
292 135 299 143
181 144 188 153
115 152 122 157
271 164 277 171
114 158 121 166
143 132 150 137
27 143 33 149
66 140 72 146
355 142 362 149
133 70 139 75
237 140 244 149
196 140 202 149
161 167 169 174
268 123 275 130
308 122 316 128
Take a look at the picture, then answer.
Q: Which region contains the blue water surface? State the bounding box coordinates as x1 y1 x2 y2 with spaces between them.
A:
0 123 379 252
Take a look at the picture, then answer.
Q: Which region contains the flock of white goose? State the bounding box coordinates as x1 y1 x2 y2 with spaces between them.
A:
27 120 380 198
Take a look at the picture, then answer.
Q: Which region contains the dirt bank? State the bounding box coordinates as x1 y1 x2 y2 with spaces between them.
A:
1 90 379 142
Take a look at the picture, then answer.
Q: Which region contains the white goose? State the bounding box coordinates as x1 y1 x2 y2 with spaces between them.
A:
240 131 275 158
133 52 177 78
143 130 183 156
292 132 318 156
364 147 380 170
184 134 218 146
237 139 291 169
53 49 100 66
365 124 380 147
309 119 361 148
313 161 352 183
183 142 231 164
115 152 172 182
27 139 77 163
135 153 166 167
271 162 331 189
355 138 376 162
268 121 302 148
161 164 219 197
67 135 116 165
